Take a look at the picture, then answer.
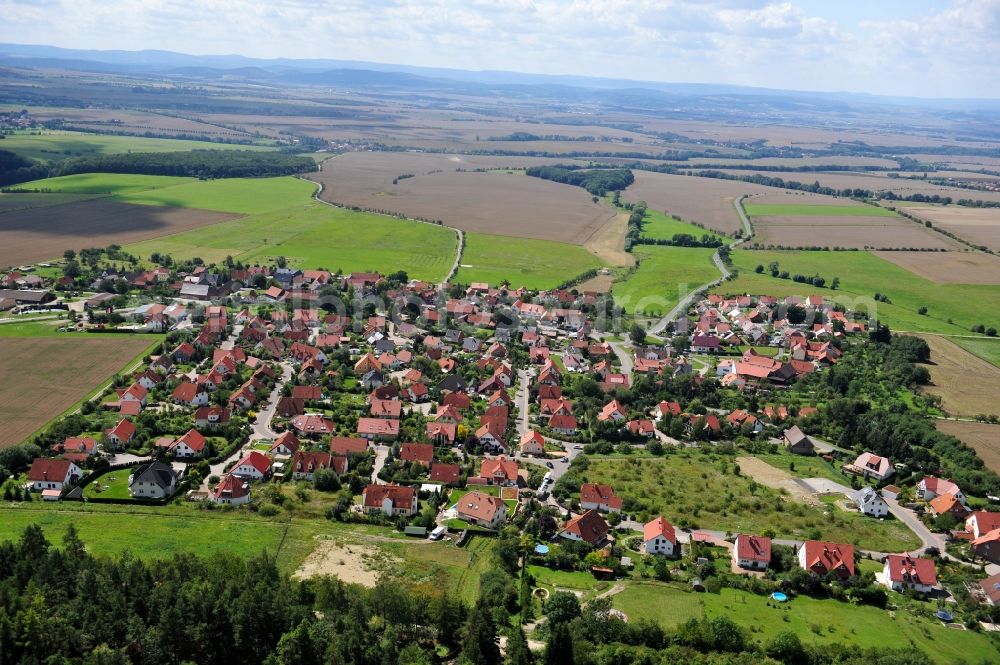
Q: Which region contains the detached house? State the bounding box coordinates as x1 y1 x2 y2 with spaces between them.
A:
26 458 82 493
597 399 627 423
845 452 894 482
519 430 546 456
168 429 207 458
733 534 771 571
105 419 136 449
580 483 623 513
798 540 855 580
479 456 520 486
883 555 937 593
559 509 609 545
231 451 272 480
362 484 418 517
211 474 250 505
455 491 507 529
290 451 347 480
782 426 815 455
128 461 178 499
918 477 966 505
643 516 677 556
853 486 889 517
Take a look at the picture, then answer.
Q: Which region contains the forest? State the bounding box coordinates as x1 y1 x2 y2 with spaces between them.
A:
525 165 635 196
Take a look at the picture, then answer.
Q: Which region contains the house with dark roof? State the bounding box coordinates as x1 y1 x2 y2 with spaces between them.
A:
128 461 179 499
559 509 609 545
26 458 82 493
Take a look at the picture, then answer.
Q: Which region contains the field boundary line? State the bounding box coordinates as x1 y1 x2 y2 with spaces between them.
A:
300 157 463 288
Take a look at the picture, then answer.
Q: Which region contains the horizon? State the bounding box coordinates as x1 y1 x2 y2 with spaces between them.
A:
2 0 998 100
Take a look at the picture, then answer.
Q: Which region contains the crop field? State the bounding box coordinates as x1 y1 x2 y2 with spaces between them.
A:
612 246 719 318
0 191 100 213
935 421 1000 474
744 204 897 217
743 191 864 207
684 155 900 169
715 169 1000 204
310 152 616 243
4 106 262 141
916 334 1000 417
127 202 457 281
721 249 1000 335
0 130 272 162
949 336 1000 367
0 336 155 447
19 173 315 215
622 171 777 234
0 198 240 268
873 251 1000 284
578 455 919 551
454 232 604 289
638 208 728 241
901 205 1000 251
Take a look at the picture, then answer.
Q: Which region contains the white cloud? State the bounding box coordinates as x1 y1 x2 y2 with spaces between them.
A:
0 0 996 97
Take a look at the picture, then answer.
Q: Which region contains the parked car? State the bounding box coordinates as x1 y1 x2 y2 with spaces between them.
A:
546 461 554 469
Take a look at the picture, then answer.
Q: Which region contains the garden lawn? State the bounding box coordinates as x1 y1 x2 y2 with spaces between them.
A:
126 203 458 282
82 469 137 500
744 204 897 217
612 246 720 317
455 233 605 290
720 249 1000 334
450 486 518 512
528 565 606 592
579 454 919 551
640 209 728 242
612 583 703 628
1 131 272 163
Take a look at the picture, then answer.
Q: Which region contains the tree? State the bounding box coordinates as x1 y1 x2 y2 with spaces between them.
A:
544 591 580 625
543 621 574 665
629 323 646 346
831 276 840 290
765 631 807 665
505 626 534 665
63 249 76 261
918 306 928 315
755 264 764 273
276 255 288 269
461 598 501 665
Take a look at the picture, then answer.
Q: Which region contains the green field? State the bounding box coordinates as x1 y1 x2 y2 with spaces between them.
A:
612 246 720 316
951 336 1000 368
454 233 605 289
613 584 998 664
14 173 194 195
719 249 1000 334
2 131 271 163
126 203 457 281
744 204 897 217
639 209 729 242
0 191 101 212
580 455 919 551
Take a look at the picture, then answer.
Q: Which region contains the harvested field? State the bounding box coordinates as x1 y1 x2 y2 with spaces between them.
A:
576 272 616 293
917 335 1000 417
0 199 240 267
745 191 883 208
735 456 821 506
623 171 777 234
874 251 1000 284
754 217 958 250
934 421 1000 474
311 152 615 243
712 170 1000 204
685 156 899 169
585 210 635 267
901 206 1000 251
0 336 155 447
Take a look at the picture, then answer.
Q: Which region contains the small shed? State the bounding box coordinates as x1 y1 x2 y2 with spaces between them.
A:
41 489 61 502
404 526 427 538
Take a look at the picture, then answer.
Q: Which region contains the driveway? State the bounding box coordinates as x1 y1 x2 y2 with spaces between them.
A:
371 444 391 484
250 362 292 440
515 369 530 437
884 496 949 557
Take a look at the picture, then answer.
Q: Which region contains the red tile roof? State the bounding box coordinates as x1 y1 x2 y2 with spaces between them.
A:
801 540 855 578
562 509 609 545
735 533 771 563
885 555 937 587
580 483 623 510
643 516 676 544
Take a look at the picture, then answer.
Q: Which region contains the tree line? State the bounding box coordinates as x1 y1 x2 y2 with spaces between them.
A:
525 164 635 196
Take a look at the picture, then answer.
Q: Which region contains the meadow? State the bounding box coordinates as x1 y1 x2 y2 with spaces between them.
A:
1 130 272 163
612 246 720 317
578 454 919 551
454 232 604 289
721 249 1000 335
612 584 999 664
638 208 728 242
744 203 897 217
951 336 1000 367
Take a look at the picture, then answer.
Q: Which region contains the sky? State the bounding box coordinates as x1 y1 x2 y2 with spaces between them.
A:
1 0 998 98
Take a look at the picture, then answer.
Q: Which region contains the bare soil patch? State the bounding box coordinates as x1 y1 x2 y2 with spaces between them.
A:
584 211 635 267
292 539 397 586
902 206 1000 251
917 335 1000 417
0 198 240 268
874 251 1000 284
754 217 958 250
576 272 616 293
623 171 777 234
735 456 821 506
0 336 154 447
934 421 1000 474
311 152 615 243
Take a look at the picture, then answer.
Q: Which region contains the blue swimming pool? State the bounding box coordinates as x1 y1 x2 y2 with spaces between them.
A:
771 592 788 602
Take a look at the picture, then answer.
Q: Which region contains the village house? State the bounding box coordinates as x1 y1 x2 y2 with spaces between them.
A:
917 477 966 505
580 483 623 513
478 456 521 486
400 443 434 467
883 555 937 593
733 534 771 571
26 458 82 493
626 419 656 438
168 429 207 458
269 431 301 456
455 491 507 529
597 399 628 423
291 414 336 437
643 516 677 556
231 451 272 480
362 484 418 517
782 425 815 455
559 509 609 545
973 529 1000 564
211 474 250 505
290 451 347 480
429 463 462 486
549 414 578 436
853 486 889 517
128 461 178 499
966 511 1000 539
329 436 369 457
105 419 137 449
194 406 230 430
798 540 855 579
356 417 400 441
519 430 546 456
844 452 894 482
